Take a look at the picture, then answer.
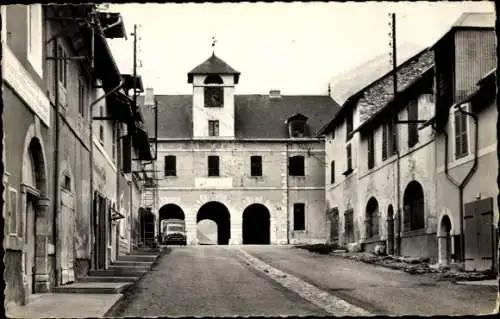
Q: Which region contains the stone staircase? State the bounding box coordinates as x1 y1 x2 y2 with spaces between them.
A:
53 247 161 294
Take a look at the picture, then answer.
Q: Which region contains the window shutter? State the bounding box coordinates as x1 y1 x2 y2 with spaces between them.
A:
346 144 352 170
382 123 388 160
331 161 335 184
122 134 132 173
391 117 398 155
367 133 374 169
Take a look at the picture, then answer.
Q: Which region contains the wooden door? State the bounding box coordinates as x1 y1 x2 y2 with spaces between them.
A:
25 197 36 296
60 190 75 284
464 198 494 271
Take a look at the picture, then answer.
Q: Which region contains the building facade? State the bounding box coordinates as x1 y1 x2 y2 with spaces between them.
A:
321 12 497 268
2 4 152 308
140 54 340 245
430 12 497 271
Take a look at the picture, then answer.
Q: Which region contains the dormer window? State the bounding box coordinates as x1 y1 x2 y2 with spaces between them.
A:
204 75 224 108
287 113 309 138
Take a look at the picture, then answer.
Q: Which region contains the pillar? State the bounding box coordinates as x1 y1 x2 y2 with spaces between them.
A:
230 213 242 245
186 213 198 245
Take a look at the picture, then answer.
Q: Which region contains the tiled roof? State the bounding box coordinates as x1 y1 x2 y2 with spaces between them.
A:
357 49 435 124
187 54 241 84
328 42 424 106
139 95 340 139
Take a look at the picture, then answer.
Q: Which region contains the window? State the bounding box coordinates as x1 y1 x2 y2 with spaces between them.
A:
330 160 335 184
27 5 43 77
454 105 469 159
208 156 220 177
62 174 71 191
346 110 353 141
208 120 219 137
289 155 305 176
57 43 67 88
293 203 305 231
407 99 419 147
111 123 117 163
165 155 176 176
382 123 388 161
346 144 352 171
99 106 104 145
205 87 224 107
250 156 262 177
291 121 307 137
367 132 375 169
8 187 18 235
78 79 86 117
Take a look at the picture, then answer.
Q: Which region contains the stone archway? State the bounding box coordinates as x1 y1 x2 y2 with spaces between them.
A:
365 197 379 239
196 202 230 245
21 126 50 297
438 215 453 265
242 204 271 245
403 180 425 231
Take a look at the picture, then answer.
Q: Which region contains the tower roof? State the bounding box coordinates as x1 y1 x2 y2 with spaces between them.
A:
187 54 241 84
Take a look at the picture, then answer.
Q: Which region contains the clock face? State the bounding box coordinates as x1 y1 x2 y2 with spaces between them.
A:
205 87 223 107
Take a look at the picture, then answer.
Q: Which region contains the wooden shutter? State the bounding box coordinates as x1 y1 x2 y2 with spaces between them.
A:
122 134 132 173
330 160 335 184
346 144 352 170
463 202 477 270
391 117 398 155
367 133 374 169
382 123 388 160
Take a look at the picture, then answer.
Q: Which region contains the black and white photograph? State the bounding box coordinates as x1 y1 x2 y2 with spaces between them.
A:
1 1 499 318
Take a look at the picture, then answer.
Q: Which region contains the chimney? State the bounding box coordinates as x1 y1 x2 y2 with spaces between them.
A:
269 89 281 99
144 87 155 107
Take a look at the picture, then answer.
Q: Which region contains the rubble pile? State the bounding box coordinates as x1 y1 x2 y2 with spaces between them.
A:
296 244 495 282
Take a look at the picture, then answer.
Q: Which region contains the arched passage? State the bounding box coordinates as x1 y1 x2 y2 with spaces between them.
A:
197 202 230 245
365 197 379 239
242 204 271 244
159 204 185 231
438 215 452 265
403 180 425 231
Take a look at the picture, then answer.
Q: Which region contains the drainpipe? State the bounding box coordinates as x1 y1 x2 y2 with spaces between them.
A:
286 141 290 244
441 105 479 264
52 39 60 283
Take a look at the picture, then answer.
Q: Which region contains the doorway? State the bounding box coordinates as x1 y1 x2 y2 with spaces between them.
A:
25 194 36 297
242 204 271 244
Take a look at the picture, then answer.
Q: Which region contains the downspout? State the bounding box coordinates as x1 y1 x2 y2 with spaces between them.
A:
286 141 290 244
52 39 60 282
442 106 479 263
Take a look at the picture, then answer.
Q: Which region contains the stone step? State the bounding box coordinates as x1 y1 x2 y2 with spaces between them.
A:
112 260 154 267
108 264 151 272
118 254 157 262
53 282 133 294
89 269 147 277
78 276 139 283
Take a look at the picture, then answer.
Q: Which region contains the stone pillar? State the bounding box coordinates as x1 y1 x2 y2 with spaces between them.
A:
185 213 198 245
230 214 242 245
34 197 50 293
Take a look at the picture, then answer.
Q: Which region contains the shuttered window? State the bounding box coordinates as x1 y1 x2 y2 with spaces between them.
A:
346 110 353 141
382 123 388 160
454 106 469 159
391 116 398 155
330 160 335 184
165 156 176 176
407 100 419 147
346 144 352 170
367 132 374 169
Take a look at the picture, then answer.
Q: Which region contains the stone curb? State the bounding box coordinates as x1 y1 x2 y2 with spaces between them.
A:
236 247 373 317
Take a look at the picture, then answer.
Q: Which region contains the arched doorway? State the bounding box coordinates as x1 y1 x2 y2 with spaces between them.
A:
159 204 185 231
365 197 379 239
387 205 395 255
22 136 49 295
438 215 452 265
242 204 271 244
196 202 230 245
403 181 425 231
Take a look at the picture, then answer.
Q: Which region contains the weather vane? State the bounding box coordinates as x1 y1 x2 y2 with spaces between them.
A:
212 36 217 55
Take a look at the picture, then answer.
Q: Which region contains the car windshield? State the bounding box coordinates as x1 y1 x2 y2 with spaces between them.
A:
167 225 184 232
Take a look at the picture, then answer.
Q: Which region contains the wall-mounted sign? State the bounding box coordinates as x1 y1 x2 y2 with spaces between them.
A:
2 45 51 127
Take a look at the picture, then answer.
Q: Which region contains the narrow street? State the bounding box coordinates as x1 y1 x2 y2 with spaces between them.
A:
111 246 329 317
241 245 497 316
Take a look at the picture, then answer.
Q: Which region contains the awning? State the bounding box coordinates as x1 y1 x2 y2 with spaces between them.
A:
132 127 153 161
93 31 122 91
106 91 134 124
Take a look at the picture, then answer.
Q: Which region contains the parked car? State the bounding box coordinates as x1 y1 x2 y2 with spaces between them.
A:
161 219 187 245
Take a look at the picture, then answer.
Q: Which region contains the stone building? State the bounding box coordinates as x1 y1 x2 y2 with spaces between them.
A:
320 47 437 259
139 54 340 245
2 4 152 308
320 12 497 267
425 12 497 271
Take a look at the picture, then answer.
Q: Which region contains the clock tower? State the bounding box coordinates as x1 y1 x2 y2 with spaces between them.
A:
187 54 240 138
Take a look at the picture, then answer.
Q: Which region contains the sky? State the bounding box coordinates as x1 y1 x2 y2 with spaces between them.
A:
105 1 495 95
